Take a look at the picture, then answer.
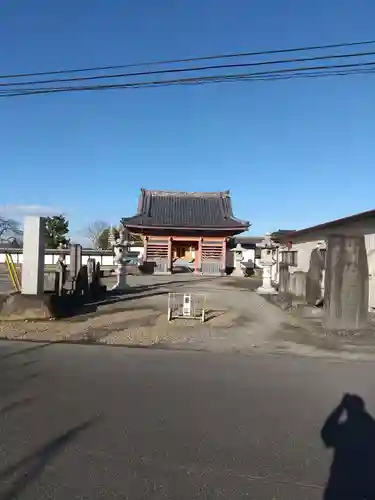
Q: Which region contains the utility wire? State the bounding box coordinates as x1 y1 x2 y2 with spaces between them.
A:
2 67 373 97
2 49 375 89
1 38 375 80
2 59 374 98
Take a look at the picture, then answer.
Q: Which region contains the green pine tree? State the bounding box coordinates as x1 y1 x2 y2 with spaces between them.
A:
44 215 70 249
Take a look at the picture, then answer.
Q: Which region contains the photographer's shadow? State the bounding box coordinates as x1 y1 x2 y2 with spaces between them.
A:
322 394 375 500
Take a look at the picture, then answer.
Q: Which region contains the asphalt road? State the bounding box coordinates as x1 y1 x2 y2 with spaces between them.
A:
0 342 374 499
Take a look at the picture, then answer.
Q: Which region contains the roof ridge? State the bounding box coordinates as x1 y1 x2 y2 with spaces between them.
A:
143 189 231 198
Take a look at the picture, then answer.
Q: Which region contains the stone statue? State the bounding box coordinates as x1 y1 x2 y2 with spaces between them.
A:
256 232 277 295
109 225 131 291
230 243 245 276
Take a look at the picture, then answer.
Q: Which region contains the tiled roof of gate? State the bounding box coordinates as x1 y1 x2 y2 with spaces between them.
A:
122 189 249 230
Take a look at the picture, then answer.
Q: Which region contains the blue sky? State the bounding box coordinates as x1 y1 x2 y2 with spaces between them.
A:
1 0 375 241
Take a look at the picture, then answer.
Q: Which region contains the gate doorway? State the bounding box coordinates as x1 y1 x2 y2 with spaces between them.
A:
172 241 198 273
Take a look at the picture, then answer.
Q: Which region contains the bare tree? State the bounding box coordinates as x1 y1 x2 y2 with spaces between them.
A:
0 216 23 246
85 220 109 249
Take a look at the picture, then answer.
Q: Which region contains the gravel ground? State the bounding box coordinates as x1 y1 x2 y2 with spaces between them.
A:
0 276 292 351
1 274 374 359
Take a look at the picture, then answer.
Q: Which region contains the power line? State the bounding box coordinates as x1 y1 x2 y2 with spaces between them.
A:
1 38 375 80
2 49 375 89
2 59 374 98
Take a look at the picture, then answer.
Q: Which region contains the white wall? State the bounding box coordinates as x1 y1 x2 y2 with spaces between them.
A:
365 234 375 253
365 236 375 310
225 248 256 269
0 246 144 267
279 241 320 274
279 234 375 274
242 248 256 265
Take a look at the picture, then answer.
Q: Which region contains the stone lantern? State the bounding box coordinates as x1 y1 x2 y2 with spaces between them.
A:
256 233 278 295
230 243 245 277
109 226 132 291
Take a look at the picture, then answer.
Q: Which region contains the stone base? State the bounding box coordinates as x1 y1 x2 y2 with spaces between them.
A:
232 268 244 277
111 273 128 290
256 287 278 295
294 304 324 319
267 292 293 310
111 283 130 291
0 293 57 320
89 284 107 300
138 262 156 275
0 286 108 321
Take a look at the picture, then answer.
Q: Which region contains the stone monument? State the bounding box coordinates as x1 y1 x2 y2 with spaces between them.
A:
324 235 368 331
278 262 290 295
109 225 131 291
1 216 55 319
55 254 67 296
21 216 45 295
306 240 326 306
230 243 245 277
70 244 82 285
87 257 96 286
256 233 277 295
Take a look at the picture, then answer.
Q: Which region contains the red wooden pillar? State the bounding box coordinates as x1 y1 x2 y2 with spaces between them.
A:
143 235 148 261
221 238 227 275
196 237 203 274
167 237 173 274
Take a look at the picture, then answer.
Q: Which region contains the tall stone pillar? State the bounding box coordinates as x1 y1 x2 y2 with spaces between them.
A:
21 216 45 295
70 244 82 281
324 235 369 330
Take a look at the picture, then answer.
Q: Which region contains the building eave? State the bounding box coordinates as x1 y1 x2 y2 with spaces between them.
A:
124 224 249 232
235 236 263 245
278 208 375 243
